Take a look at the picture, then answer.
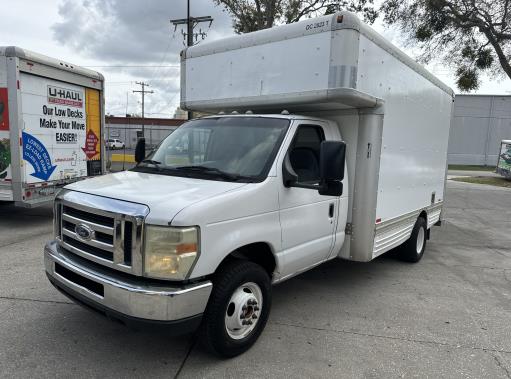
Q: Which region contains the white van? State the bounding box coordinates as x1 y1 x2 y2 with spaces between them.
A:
44 12 452 357
106 138 125 150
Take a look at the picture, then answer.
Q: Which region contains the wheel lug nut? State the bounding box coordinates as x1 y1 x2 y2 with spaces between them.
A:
252 314 257 319
248 320 253 325
242 305 247 311
254 306 259 311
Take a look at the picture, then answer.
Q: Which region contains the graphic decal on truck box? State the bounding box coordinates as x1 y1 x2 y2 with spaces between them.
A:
20 73 88 183
0 87 10 179
47 85 83 107
497 141 511 177
0 88 9 131
82 129 99 159
22 131 57 181
85 88 101 161
0 138 9 179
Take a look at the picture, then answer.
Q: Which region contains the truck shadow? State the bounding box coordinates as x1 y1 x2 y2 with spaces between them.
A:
33 249 405 367
0 203 53 246
0 202 53 226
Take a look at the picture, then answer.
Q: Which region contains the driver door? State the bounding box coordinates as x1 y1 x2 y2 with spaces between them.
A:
278 122 338 279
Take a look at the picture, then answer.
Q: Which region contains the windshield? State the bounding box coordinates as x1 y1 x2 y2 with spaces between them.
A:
132 117 290 182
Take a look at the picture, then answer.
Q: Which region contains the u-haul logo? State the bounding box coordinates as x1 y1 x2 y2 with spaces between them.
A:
47 86 83 108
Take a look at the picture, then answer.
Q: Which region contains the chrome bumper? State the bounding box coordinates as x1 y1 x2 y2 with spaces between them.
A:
44 241 212 322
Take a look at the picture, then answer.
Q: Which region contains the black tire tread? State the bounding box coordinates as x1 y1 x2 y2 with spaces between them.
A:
200 259 271 357
399 216 427 263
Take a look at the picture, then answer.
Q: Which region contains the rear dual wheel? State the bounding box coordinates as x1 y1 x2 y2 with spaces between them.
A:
200 260 272 358
398 216 427 263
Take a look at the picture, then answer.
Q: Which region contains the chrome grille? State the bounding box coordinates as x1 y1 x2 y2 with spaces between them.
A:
54 190 149 276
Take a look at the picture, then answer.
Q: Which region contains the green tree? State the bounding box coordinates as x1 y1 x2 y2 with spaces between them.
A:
214 0 378 34
381 0 511 91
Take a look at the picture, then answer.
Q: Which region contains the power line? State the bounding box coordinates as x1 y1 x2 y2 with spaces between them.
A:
149 37 174 82
171 0 213 120
133 82 154 137
152 91 180 116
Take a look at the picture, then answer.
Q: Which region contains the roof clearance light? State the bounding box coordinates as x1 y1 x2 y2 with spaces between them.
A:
245 110 253 114
281 110 290 115
337 15 344 23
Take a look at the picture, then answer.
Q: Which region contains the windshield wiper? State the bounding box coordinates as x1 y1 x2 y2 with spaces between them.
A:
174 165 249 181
140 159 162 166
135 159 163 171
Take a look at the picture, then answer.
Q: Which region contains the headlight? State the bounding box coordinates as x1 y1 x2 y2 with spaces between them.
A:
144 225 199 280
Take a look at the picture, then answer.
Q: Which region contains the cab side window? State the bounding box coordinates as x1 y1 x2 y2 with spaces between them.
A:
289 125 324 184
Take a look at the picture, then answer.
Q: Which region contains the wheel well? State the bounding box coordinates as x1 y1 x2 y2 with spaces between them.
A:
418 210 429 239
218 243 276 277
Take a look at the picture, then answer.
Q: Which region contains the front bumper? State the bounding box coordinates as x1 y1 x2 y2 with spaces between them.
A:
44 241 212 331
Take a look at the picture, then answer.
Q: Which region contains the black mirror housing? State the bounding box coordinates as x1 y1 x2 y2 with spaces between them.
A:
318 141 346 196
319 180 343 196
134 138 146 164
320 141 346 181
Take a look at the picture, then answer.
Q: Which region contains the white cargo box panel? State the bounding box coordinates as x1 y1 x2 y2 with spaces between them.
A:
182 13 453 263
181 12 450 112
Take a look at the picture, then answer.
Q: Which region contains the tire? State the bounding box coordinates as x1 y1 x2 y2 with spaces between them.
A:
200 260 272 357
398 216 427 263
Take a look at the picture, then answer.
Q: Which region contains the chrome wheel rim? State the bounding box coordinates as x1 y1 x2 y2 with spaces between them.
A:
225 282 263 340
416 226 425 254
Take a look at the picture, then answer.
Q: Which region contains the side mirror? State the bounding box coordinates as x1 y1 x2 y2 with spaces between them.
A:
318 141 346 196
134 138 146 164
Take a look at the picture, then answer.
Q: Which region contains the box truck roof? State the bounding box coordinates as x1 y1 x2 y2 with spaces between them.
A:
181 11 452 113
0 46 103 82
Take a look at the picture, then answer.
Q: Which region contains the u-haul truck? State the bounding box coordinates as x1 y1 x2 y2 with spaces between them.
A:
0 46 105 207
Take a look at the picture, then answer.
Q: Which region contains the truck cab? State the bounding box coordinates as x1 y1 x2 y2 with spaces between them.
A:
45 114 348 353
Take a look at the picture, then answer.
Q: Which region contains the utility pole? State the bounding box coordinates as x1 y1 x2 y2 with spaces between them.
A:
133 81 154 137
170 0 213 120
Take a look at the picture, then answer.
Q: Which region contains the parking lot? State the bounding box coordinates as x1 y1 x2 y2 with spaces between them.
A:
1 179 510 378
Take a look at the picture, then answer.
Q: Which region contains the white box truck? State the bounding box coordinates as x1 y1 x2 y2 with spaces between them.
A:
0 47 105 207
44 12 453 357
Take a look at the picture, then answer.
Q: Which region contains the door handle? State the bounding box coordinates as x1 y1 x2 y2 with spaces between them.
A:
328 203 335 218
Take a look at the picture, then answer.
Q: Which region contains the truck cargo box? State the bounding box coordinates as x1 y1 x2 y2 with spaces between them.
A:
0 46 105 207
181 12 453 261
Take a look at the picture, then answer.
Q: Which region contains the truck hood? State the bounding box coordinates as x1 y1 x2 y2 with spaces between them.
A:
65 171 248 224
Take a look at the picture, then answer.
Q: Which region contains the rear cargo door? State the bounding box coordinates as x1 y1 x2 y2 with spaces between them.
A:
19 73 100 184
0 57 11 191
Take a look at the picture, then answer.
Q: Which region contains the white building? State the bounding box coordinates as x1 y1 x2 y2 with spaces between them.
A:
449 95 511 166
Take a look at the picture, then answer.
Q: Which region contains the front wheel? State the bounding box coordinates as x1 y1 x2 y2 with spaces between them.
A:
398 216 427 263
200 260 272 357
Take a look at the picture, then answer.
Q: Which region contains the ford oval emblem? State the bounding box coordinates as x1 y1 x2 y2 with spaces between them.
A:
75 224 94 241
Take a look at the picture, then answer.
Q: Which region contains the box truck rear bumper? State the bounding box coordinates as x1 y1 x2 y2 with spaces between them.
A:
44 241 212 333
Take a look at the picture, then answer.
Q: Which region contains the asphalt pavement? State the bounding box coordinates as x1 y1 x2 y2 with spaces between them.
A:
1 180 511 378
